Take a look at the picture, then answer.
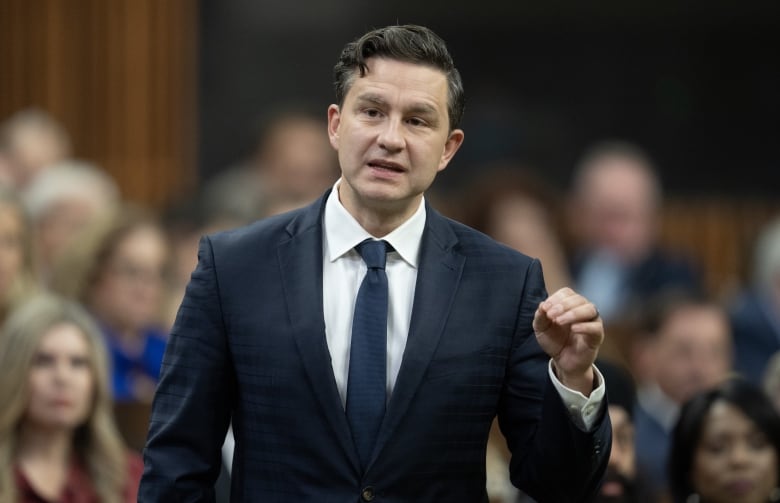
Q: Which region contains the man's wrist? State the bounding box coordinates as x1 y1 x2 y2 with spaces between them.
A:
552 361 595 397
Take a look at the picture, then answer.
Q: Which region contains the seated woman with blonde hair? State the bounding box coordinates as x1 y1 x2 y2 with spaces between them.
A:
0 293 142 502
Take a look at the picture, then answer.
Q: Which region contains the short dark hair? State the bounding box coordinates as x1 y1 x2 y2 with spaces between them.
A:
668 377 780 503
333 24 465 131
638 289 719 339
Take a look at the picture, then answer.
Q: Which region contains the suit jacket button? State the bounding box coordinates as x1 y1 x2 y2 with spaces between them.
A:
361 486 375 501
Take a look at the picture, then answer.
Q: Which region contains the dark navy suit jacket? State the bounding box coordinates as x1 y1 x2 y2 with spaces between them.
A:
731 290 780 384
139 191 610 502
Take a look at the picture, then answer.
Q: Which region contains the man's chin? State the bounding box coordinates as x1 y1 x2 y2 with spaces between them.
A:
596 470 635 503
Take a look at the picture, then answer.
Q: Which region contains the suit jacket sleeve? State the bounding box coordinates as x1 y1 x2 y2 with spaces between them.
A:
138 236 235 502
498 259 611 503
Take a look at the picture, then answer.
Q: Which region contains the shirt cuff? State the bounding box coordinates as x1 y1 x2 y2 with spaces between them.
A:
548 360 605 431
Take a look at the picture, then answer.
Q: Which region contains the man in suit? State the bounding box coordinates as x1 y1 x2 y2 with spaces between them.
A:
139 24 611 502
567 140 701 325
730 216 780 385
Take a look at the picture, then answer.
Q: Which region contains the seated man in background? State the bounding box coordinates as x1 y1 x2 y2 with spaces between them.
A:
730 215 780 384
201 105 340 221
567 141 701 325
23 159 120 284
630 290 733 500
596 358 661 503
0 107 72 189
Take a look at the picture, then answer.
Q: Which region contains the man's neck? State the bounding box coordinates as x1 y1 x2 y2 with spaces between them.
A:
337 183 421 237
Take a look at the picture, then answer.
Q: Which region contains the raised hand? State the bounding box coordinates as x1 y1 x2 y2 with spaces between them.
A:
533 287 604 396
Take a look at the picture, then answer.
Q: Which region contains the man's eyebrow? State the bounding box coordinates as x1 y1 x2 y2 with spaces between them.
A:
355 93 439 116
355 93 386 106
407 103 438 116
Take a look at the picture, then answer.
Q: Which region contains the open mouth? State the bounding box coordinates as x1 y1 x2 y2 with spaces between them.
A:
368 160 404 173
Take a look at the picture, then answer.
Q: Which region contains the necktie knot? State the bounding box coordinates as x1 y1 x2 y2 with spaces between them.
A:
356 239 389 270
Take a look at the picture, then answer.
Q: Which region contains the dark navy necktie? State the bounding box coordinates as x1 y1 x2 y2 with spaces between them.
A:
346 239 390 468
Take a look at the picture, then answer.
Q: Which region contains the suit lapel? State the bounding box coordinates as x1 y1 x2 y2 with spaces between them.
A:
369 206 464 467
278 193 360 472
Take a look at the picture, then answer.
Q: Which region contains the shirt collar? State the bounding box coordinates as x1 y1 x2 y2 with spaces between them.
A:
324 178 426 268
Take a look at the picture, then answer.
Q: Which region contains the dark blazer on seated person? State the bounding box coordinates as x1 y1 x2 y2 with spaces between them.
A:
139 191 610 502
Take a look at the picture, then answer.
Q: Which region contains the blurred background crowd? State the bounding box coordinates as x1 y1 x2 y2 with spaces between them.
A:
0 1 778 502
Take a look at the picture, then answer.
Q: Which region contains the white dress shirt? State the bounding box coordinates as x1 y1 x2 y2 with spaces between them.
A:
323 180 422 407
322 180 604 430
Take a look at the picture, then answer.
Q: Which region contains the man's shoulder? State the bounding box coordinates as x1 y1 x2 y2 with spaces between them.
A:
206 198 323 252
436 213 535 265
212 211 298 243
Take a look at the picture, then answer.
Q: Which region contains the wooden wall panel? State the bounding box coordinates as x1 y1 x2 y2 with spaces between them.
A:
0 0 197 207
660 198 780 299
3 1 775 302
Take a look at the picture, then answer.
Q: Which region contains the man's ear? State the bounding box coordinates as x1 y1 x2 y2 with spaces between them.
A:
327 104 341 150
437 128 465 172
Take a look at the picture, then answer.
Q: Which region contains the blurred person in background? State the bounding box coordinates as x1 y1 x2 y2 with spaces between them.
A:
50 205 170 404
730 216 780 384
0 293 142 502
0 148 15 186
202 105 339 221
23 159 120 284
462 163 571 293
631 290 733 500
0 107 72 190
0 187 38 324
764 352 780 414
668 377 780 503
596 358 659 503
567 140 701 325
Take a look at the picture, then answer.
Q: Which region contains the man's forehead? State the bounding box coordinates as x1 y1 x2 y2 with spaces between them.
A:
355 57 447 82
346 58 447 100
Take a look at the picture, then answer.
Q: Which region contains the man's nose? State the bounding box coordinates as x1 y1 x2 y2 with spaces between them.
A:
377 119 404 152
